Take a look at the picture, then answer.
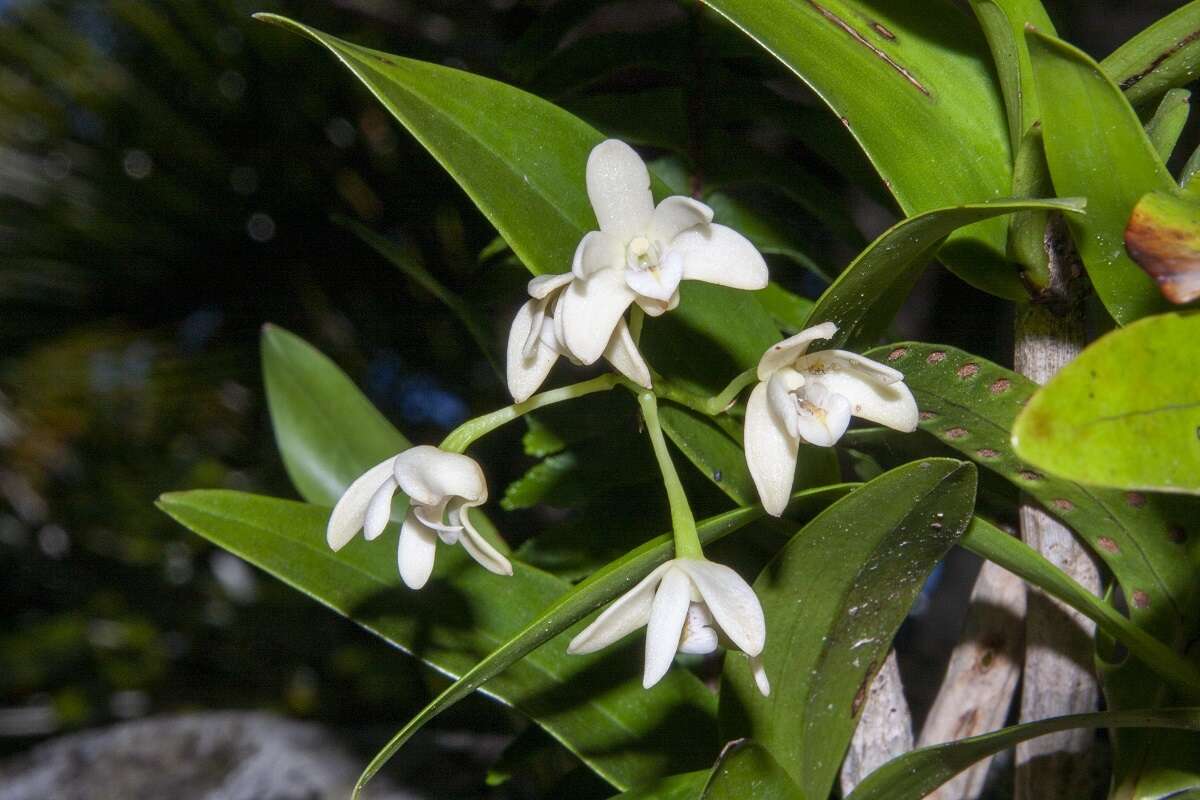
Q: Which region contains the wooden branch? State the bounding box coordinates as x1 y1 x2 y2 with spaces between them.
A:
840 649 913 795
1012 279 1102 800
918 558 1026 800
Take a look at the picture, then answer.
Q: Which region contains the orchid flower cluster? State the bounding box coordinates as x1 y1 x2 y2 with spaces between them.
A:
326 140 918 695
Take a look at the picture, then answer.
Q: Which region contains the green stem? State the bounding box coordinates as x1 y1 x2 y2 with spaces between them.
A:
440 374 618 453
652 367 758 417
638 391 702 559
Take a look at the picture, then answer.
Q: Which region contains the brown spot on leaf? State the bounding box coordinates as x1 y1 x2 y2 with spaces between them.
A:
926 351 946 364
805 1 930 95
977 448 999 459
944 427 968 439
1052 498 1074 512
1018 470 1042 482
956 363 979 379
1169 525 1188 544
887 347 908 361
1132 590 1151 609
1119 28 1200 93
851 660 877 717
989 379 1011 394
919 410 938 421
1125 191 1200 304
871 21 897 40
1125 491 1146 508
1097 536 1120 553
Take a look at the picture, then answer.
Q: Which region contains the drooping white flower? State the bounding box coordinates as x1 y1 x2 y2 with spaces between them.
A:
558 140 769 365
326 445 512 589
567 557 770 696
745 321 919 516
506 271 651 403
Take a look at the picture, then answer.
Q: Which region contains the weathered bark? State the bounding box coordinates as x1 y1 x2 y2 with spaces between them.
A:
919 558 1026 799
840 650 913 795
1013 298 1103 800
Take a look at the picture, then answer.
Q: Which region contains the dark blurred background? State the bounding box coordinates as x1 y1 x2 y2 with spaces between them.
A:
0 1 1189 797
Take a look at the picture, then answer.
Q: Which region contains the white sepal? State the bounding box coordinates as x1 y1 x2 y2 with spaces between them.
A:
326 456 399 550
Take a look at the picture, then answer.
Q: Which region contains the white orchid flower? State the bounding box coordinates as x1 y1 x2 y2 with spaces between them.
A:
326 445 512 589
567 557 770 696
506 271 651 403
745 321 919 516
558 139 769 365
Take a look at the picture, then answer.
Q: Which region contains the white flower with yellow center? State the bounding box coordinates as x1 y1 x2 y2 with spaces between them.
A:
326 446 512 589
745 321 918 516
558 139 769 365
567 557 770 696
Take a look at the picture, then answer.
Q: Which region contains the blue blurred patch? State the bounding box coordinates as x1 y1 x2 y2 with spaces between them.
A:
366 351 468 430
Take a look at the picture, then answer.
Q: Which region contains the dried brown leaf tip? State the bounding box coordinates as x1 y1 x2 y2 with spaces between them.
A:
1125 190 1200 304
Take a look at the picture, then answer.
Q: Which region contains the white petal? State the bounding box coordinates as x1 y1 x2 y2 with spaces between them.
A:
507 299 559 403
744 383 800 517
749 655 771 697
394 446 487 506
560 267 636 365
676 559 765 657
648 196 713 243
571 231 623 279
766 368 805 439
625 249 683 302
567 563 672 654
527 271 574 300
757 321 839 380
457 506 513 577
635 291 679 317
414 498 457 532
326 456 398 551
796 355 918 432
643 566 691 689
800 349 905 385
363 477 398 541
586 139 654 242
670 223 768 291
398 510 438 590
603 319 652 389
793 383 851 447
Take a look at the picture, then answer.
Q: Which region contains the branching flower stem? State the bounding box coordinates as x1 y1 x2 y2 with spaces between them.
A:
653 367 757 417
637 391 703 559
439 374 619 453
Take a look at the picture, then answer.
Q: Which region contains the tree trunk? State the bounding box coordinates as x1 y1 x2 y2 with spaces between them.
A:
840 650 913 795
919 558 1025 799
1013 299 1102 800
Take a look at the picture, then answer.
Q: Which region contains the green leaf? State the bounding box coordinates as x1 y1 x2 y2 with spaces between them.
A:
804 198 1085 349
868 342 1198 641
871 341 1200 798
658 405 757 506
1026 29 1174 325
256 14 596 278
720 459 978 797
844 707 1200 800
701 740 805 800
966 0 1056 147
610 771 708 800
1145 88 1192 163
961 517 1200 696
754 283 816 334
699 0 1021 299
1012 313 1200 495
261 324 408 507
352 485 849 795
157 490 720 792
1102 1 1200 108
